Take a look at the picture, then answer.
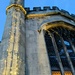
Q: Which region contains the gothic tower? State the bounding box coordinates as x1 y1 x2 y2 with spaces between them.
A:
0 0 26 75
0 0 75 75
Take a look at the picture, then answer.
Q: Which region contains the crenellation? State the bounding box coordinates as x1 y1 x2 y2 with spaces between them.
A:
43 6 51 10
25 6 74 19
71 14 75 18
25 7 30 12
52 6 60 10
33 7 41 11
61 9 70 15
25 6 75 21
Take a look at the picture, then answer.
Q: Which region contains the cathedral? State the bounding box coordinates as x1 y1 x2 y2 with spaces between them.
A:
0 0 75 75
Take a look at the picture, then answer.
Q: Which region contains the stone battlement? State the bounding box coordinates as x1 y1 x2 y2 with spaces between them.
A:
25 6 75 19
25 6 60 11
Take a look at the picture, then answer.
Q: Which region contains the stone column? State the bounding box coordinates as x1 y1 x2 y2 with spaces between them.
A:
48 32 64 75
0 0 26 75
61 37 75 75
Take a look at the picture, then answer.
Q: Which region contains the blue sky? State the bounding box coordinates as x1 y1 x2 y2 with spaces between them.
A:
0 0 75 41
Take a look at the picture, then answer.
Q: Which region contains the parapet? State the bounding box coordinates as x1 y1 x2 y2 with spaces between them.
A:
61 9 70 15
52 6 59 10
25 7 30 12
71 14 75 18
25 6 75 19
33 7 41 11
43 6 51 10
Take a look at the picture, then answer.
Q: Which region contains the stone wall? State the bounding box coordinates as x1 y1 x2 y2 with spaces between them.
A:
25 18 51 75
25 11 75 75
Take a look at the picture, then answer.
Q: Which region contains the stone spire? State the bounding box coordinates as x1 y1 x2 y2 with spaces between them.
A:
10 0 24 6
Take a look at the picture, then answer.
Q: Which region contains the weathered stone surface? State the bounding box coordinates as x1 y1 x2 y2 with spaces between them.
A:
25 12 75 75
0 1 25 74
10 0 24 6
1 0 75 75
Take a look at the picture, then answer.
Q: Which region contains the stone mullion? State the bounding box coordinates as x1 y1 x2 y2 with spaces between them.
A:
48 31 65 75
68 38 75 54
60 37 75 75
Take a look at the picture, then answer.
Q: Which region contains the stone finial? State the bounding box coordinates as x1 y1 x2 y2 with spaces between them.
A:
10 0 24 6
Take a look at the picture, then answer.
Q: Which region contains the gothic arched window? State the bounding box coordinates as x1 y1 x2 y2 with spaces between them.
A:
43 22 75 75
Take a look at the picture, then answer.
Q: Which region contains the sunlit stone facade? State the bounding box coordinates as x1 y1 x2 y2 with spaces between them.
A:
0 0 75 75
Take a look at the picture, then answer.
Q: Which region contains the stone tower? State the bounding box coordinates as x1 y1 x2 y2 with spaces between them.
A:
0 0 75 75
0 0 26 75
